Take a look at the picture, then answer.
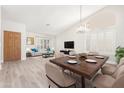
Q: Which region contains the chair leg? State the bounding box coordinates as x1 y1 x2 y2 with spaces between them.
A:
49 85 50 88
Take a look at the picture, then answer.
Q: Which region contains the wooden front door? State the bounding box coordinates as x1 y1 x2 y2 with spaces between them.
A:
4 31 21 62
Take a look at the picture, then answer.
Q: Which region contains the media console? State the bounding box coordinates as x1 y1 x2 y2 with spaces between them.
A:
60 50 70 55
61 41 75 55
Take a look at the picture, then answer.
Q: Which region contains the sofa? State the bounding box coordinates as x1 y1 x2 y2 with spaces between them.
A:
26 48 43 57
26 48 54 57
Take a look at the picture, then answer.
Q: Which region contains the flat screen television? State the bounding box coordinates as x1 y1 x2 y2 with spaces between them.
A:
64 41 74 49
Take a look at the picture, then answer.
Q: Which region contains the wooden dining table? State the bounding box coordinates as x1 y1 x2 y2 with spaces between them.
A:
50 54 109 88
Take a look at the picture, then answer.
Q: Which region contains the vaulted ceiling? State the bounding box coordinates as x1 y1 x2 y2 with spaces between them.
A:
2 5 105 35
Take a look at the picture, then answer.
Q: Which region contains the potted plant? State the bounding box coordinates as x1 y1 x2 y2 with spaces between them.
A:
115 46 124 64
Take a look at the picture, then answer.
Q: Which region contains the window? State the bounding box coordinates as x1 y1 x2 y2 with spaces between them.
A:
36 37 50 50
86 28 116 55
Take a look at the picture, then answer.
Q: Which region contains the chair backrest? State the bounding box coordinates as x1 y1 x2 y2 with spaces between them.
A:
88 51 99 55
55 52 65 58
117 57 124 68
113 65 124 78
112 65 124 87
112 74 124 88
45 62 66 86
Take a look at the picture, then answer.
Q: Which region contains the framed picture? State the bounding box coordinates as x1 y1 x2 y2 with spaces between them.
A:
27 37 34 45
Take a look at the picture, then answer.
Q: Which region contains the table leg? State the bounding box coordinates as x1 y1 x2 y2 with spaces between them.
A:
81 76 85 88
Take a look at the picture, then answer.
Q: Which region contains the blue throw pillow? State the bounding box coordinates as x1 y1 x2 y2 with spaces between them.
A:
35 49 38 52
47 48 51 51
31 48 38 52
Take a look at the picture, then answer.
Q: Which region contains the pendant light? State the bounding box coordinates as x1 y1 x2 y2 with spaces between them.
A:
77 5 90 33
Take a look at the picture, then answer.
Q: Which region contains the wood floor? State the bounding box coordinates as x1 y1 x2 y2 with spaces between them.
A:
0 56 92 88
0 57 51 88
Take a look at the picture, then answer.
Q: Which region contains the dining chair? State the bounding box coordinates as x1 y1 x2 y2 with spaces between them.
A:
92 65 124 88
101 57 124 76
54 52 74 75
88 51 99 55
54 52 66 58
45 62 76 88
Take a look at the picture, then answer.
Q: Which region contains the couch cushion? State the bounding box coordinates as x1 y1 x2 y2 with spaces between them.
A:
93 74 115 88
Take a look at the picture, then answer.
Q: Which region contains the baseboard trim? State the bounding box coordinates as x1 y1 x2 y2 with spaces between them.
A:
21 58 26 60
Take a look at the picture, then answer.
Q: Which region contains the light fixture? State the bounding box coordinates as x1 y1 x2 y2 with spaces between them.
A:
77 5 90 33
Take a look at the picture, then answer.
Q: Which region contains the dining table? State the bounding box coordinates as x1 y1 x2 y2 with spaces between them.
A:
50 53 109 88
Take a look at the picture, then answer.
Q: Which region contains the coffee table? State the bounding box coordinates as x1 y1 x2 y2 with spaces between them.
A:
42 52 54 58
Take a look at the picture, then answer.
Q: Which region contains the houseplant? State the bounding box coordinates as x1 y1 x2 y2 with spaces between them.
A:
115 46 124 64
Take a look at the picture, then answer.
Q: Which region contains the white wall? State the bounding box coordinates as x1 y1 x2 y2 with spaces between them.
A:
26 32 55 50
56 23 87 53
2 20 26 61
0 6 2 63
115 6 124 47
56 6 124 64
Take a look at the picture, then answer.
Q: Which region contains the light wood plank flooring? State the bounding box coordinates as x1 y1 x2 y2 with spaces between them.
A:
0 56 92 88
0 56 52 88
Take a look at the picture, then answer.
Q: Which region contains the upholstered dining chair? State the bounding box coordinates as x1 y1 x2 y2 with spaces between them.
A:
92 65 124 88
101 57 124 76
54 52 74 75
88 51 99 55
54 52 66 58
45 62 76 88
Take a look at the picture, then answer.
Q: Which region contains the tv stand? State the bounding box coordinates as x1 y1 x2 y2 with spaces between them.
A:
60 50 70 55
